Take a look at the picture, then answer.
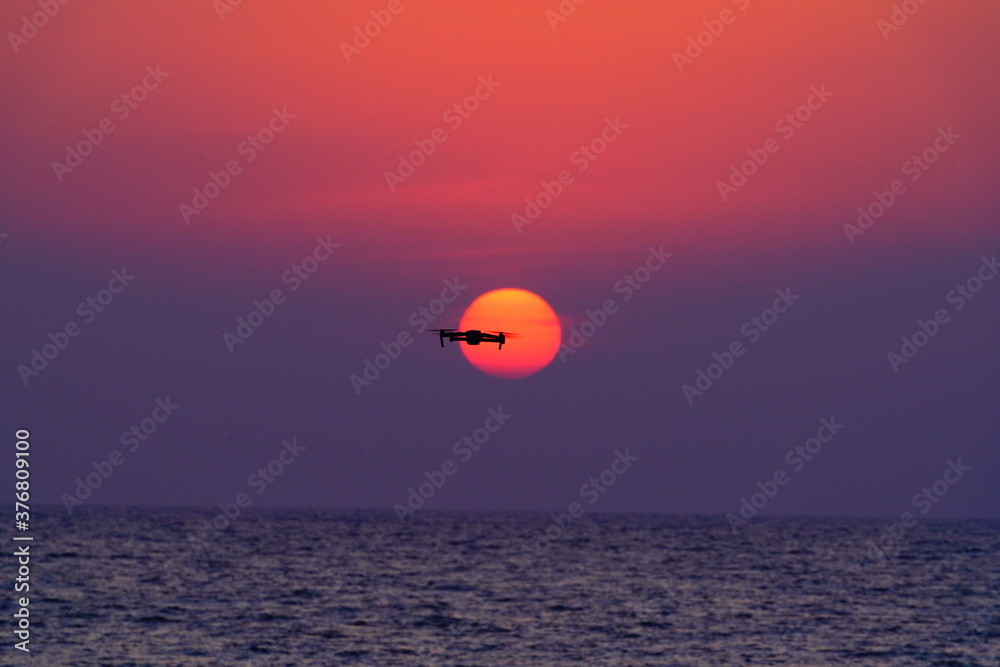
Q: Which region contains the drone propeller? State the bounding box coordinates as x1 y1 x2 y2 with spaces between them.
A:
428 328 458 348
484 330 521 337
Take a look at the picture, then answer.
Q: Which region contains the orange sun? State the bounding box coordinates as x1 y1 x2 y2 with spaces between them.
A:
458 288 561 379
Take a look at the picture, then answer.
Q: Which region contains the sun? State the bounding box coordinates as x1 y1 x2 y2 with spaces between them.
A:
458 288 561 379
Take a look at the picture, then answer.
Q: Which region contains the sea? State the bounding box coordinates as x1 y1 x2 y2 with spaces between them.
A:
7 509 999 666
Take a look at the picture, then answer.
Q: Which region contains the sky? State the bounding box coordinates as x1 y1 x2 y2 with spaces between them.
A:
2 0 998 520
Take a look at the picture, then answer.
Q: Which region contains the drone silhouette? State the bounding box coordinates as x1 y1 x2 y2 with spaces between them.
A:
429 329 520 350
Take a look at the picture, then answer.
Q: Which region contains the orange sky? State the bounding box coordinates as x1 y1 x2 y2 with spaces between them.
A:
2 0 997 268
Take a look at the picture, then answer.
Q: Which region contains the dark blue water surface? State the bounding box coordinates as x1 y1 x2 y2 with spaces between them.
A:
8 509 999 665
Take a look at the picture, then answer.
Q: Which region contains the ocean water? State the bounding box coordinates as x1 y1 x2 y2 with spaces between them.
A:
10 509 999 666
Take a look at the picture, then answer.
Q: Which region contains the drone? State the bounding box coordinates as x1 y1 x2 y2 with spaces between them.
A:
429 329 520 350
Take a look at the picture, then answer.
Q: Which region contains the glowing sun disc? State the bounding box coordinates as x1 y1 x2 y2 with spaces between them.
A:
458 288 561 379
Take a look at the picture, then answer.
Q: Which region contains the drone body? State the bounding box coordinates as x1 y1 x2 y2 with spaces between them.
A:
430 329 517 350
